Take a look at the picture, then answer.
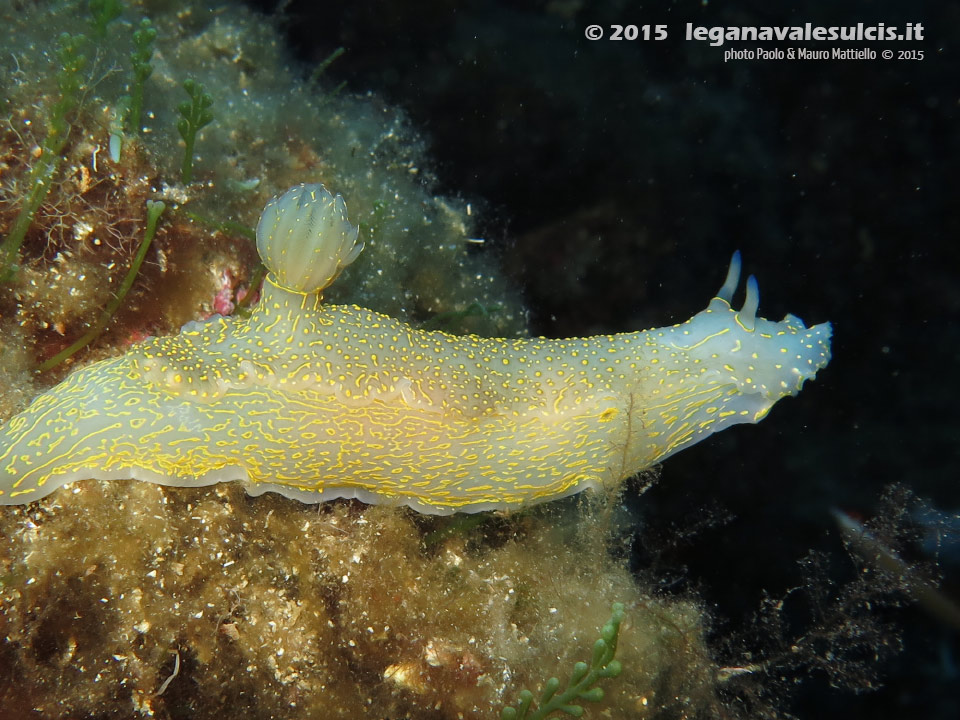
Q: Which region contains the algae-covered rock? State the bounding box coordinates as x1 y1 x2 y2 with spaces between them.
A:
0 0 525 423
0 483 723 719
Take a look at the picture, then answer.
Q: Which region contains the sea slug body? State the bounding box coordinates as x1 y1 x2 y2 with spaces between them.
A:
0 185 832 513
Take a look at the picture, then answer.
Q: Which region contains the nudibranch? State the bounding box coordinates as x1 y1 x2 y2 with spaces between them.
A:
0 184 831 513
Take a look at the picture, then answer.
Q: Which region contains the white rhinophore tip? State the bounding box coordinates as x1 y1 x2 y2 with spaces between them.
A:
716 250 742 303
740 274 760 330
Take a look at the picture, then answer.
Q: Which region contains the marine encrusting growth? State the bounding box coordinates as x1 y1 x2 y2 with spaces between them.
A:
0 184 832 513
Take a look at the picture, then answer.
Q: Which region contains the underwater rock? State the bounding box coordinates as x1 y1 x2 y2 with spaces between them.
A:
0 485 722 718
0 0 526 427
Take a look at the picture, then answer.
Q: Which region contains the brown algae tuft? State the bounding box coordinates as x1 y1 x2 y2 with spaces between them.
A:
0 482 721 718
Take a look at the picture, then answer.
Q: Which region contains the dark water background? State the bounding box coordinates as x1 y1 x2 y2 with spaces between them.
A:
249 1 958 717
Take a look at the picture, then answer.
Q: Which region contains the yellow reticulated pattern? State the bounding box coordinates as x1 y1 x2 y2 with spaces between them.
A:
0 185 831 513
